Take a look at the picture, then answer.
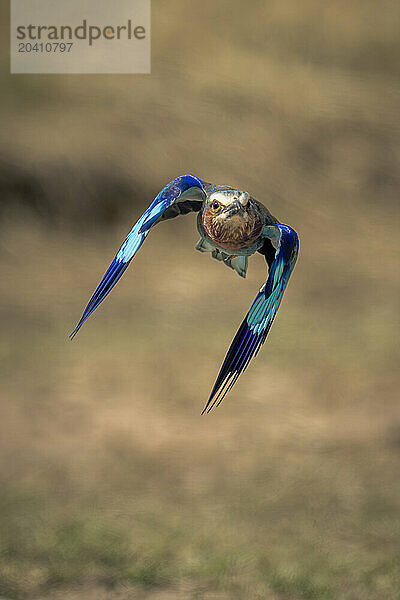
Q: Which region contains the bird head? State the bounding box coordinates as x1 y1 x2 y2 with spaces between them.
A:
202 188 260 250
204 188 251 222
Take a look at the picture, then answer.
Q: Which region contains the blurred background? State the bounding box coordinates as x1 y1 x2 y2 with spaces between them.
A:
0 1 399 598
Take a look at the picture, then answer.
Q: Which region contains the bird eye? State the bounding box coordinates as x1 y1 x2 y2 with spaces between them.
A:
212 201 220 210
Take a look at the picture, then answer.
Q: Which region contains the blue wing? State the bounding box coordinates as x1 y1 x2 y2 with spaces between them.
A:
70 174 205 338
202 224 299 414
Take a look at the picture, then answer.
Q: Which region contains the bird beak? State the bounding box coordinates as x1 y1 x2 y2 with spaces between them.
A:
225 199 244 217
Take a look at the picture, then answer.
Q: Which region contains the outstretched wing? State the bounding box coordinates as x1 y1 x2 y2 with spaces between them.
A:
70 174 205 338
202 224 299 414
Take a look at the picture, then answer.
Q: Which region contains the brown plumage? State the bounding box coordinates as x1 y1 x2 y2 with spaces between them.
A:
202 199 265 252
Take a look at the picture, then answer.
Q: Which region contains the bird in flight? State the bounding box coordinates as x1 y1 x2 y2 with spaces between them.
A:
71 175 299 413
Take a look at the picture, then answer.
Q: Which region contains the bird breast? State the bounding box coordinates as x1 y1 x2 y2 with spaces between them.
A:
202 208 263 252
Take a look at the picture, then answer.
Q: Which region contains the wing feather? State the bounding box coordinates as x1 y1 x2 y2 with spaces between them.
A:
70 174 205 338
202 223 299 414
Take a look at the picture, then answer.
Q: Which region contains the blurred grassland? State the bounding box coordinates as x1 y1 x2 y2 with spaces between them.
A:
0 0 399 599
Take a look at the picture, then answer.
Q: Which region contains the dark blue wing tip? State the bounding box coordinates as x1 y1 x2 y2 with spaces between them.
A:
69 316 88 339
69 257 129 340
69 310 92 340
69 309 92 339
201 319 253 414
69 327 79 340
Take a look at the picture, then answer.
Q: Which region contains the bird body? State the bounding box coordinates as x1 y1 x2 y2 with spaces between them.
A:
193 184 279 278
71 174 299 412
